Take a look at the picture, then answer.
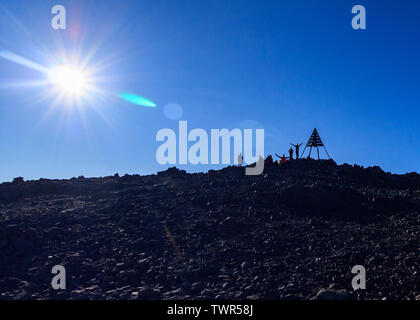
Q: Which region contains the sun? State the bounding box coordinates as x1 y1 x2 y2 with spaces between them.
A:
48 65 90 96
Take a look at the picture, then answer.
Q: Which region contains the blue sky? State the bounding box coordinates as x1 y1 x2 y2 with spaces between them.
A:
0 0 419 182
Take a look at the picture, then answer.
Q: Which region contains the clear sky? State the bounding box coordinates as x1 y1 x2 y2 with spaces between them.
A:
0 0 419 182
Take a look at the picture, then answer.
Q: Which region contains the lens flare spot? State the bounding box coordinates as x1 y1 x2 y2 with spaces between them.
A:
163 103 183 120
119 93 156 107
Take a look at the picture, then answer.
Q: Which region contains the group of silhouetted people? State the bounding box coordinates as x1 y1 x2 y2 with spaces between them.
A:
236 142 304 167
290 142 302 159
277 142 303 164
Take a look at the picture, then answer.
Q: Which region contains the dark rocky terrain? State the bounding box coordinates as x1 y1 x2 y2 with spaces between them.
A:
0 158 419 300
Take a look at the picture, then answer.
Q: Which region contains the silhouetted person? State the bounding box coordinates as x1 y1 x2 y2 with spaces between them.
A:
238 153 243 166
288 147 294 160
280 154 287 164
291 143 303 159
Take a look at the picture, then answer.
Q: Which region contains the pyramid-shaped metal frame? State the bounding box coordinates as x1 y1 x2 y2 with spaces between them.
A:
301 128 330 159
306 128 324 147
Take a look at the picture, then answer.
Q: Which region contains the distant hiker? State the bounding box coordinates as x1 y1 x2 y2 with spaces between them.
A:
291 143 303 159
288 147 294 160
238 153 243 166
275 153 287 164
280 154 287 164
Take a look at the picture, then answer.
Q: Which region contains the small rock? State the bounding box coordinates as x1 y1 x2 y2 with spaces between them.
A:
315 289 350 300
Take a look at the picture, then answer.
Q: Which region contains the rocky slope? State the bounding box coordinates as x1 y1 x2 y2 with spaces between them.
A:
0 158 419 300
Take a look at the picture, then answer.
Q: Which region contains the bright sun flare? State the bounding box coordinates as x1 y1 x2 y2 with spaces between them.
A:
48 66 89 96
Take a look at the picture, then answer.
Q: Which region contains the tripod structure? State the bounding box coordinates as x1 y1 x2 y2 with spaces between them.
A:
301 128 330 160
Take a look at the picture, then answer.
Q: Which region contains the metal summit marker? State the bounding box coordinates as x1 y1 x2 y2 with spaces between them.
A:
301 128 331 160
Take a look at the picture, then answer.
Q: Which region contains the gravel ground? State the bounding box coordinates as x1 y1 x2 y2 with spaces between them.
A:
0 159 419 300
